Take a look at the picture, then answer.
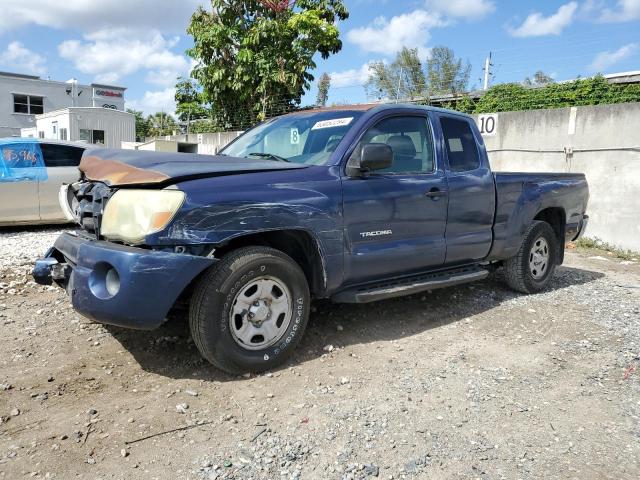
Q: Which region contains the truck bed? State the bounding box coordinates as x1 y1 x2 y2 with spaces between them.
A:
490 171 589 261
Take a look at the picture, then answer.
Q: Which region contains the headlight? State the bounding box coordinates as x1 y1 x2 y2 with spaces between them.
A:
101 189 185 244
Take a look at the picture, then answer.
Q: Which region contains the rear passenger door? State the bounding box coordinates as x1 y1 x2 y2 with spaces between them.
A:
436 114 495 264
0 141 41 223
38 144 84 221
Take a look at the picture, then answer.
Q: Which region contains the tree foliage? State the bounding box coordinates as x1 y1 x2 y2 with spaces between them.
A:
316 72 331 107
175 77 210 122
523 71 554 87
427 46 471 95
126 109 150 141
146 112 179 137
439 76 640 114
366 47 427 101
186 0 349 130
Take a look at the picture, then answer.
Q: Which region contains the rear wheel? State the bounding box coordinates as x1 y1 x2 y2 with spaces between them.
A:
504 221 558 294
189 246 310 374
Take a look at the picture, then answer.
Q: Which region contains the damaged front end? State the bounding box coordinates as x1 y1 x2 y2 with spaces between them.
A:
33 174 216 330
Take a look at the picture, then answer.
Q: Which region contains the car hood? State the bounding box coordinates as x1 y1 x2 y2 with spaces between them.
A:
79 148 308 187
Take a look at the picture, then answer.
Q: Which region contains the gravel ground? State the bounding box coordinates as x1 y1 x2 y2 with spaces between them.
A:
0 229 639 480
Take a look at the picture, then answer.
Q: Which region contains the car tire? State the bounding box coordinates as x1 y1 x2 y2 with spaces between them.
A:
189 246 310 374
504 220 558 294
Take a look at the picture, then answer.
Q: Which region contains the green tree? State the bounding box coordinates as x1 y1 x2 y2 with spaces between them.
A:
316 72 331 107
175 77 210 122
366 47 427 101
186 0 349 130
523 70 555 87
427 46 471 95
147 112 179 137
126 108 150 141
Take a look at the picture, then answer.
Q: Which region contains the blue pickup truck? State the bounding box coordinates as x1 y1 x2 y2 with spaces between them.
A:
34 104 589 373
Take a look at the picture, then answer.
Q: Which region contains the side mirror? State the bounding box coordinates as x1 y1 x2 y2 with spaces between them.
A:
360 143 393 173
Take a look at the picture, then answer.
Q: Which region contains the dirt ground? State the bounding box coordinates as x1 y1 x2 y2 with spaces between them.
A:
0 233 639 480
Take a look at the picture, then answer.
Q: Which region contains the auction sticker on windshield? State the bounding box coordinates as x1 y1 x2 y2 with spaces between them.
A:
311 117 354 130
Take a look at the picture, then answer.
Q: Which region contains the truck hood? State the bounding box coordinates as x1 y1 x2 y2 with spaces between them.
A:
79 148 308 187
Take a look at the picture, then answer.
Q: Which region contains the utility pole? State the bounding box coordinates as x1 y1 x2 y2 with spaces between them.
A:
483 52 492 91
396 67 404 103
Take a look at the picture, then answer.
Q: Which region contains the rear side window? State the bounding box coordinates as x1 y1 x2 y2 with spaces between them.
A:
439 116 480 172
40 144 84 167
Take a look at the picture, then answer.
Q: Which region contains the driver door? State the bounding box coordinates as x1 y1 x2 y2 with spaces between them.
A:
341 115 448 285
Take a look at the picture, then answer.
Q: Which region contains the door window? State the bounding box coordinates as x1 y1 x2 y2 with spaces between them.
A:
40 144 84 167
439 116 480 172
351 116 434 174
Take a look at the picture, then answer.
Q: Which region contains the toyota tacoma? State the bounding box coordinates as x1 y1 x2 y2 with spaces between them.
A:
33 104 589 374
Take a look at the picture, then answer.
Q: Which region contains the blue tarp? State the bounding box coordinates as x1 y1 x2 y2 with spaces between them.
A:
0 138 47 182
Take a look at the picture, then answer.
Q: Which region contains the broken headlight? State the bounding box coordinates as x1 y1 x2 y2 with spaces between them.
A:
100 189 185 245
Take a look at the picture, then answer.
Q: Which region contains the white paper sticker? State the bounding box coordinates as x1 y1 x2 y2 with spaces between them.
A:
290 128 299 145
311 117 354 130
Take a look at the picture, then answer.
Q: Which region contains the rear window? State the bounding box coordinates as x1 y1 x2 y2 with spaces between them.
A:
439 116 480 172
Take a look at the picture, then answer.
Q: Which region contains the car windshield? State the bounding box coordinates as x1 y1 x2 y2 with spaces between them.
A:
221 110 365 165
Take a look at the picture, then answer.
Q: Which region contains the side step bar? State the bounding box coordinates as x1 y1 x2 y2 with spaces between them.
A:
332 266 489 304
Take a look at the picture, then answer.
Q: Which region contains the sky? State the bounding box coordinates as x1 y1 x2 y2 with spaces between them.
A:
0 0 638 115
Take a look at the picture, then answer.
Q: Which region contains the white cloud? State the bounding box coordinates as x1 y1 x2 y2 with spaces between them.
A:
330 63 374 88
509 2 578 37
599 0 640 21
0 0 203 34
58 29 189 86
347 10 446 56
0 41 46 75
127 87 177 116
425 0 495 20
589 43 638 71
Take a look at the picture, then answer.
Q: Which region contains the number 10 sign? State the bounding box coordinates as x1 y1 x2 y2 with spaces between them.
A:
477 114 498 137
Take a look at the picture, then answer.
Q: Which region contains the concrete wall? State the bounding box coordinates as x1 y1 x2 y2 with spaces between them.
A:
168 131 243 154
475 102 640 251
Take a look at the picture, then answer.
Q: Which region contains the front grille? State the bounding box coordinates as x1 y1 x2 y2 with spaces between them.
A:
70 181 112 239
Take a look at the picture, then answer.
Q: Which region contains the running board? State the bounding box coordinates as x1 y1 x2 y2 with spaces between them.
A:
332 266 489 304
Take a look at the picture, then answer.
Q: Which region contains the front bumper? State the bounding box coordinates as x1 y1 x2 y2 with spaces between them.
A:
33 232 215 330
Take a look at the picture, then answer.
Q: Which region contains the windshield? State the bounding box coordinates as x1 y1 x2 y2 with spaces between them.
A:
221 110 365 165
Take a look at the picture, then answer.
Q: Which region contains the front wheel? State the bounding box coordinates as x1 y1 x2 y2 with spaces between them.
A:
504 221 558 294
189 246 310 374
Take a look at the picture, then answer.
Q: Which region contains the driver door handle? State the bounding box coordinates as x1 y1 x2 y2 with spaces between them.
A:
425 188 447 198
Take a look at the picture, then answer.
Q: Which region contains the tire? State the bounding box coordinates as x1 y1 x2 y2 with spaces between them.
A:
189 246 310 374
504 220 558 294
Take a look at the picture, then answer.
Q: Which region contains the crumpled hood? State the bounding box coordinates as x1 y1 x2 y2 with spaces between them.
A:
80 148 308 187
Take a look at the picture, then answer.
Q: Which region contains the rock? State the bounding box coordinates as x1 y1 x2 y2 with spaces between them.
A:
176 403 189 414
364 464 380 477
340 377 350 385
0 383 13 391
267 393 274 398
337 325 344 331
10 408 20 417
120 449 129 458
323 344 335 352
87 409 98 416
47 376 54 382
185 389 198 397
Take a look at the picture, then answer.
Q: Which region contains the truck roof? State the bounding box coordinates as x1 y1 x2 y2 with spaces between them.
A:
283 102 473 119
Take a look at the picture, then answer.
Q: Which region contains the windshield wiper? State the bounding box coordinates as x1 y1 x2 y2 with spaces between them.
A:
246 152 290 163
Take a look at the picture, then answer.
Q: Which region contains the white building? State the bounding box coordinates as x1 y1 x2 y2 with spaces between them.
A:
21 107 135 148
0 71 126 137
